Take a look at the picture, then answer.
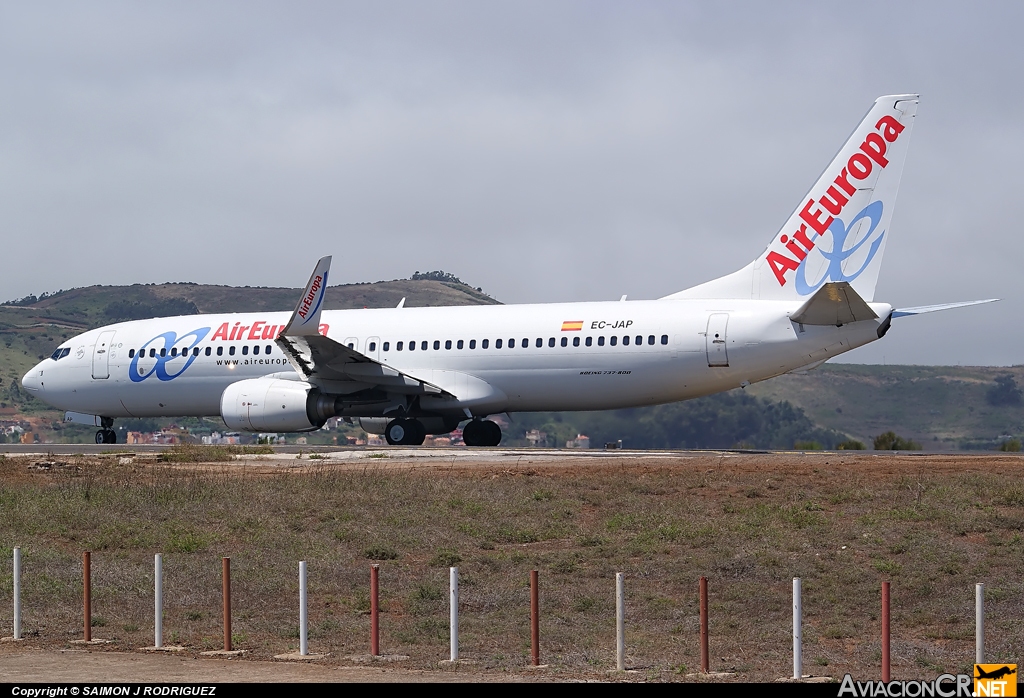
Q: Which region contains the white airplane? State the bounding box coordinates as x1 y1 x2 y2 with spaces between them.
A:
21 94 995 446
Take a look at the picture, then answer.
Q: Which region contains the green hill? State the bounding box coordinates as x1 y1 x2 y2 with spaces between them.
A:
744 364 1024 450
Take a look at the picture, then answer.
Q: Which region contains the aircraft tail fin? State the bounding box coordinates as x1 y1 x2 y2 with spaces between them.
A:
664 94 919 303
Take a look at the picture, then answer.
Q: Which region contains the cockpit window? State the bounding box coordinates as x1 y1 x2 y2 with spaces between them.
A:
50 347 70 360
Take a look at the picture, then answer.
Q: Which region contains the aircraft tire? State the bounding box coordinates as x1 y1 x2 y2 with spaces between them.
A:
462 420 482 446
95 430 106 445
406 419 426 446
482 420 502 447
384 419 407 445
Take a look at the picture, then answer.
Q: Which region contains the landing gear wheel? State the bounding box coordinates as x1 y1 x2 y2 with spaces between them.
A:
385 419 426 446
385 419 408 445
95 429 116 445
463 420 501 447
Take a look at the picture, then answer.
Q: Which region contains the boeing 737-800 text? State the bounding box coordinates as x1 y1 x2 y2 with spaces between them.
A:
21 95 994 446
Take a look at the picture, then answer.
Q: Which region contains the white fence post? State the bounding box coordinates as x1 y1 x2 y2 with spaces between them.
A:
13 547 21 640
615 572 625 671
299 561 308 656
975 582 984 664
793 577 802 679
450 566 459 661
154 554 162 648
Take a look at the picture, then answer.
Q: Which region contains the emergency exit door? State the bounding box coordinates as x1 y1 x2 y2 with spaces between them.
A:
705 314 729 367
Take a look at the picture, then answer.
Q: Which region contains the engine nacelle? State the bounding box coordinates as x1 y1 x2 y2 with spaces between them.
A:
221 379 338 433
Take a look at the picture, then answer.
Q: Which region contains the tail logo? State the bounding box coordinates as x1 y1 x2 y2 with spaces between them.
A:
794 201 885 296
766 114 905 288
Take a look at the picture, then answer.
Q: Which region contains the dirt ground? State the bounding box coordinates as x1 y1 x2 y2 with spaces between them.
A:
1 449 1022 683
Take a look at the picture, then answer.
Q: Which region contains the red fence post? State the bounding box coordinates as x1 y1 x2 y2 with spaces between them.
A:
881 581 891 682
83 551 92 642
222 557 232 651
699 576 709 673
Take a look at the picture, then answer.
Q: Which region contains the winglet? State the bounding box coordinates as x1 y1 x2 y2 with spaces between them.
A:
281 256 332 336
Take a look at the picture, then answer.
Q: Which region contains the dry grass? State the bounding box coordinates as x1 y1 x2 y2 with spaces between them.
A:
0 452 1022 681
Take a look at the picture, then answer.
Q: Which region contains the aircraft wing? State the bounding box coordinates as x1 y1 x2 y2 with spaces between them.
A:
275 256 454 397
892 298 998 318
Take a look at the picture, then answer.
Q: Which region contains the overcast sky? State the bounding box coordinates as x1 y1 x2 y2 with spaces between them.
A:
1 1 1020 364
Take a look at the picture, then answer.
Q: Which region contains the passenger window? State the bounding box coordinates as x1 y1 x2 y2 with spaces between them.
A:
561 337 567 347
205 347 211 356
585 337 592 347
661 334 669 345
128 349 135 358
445 340 452 350
469 340 476 349
535 338 542 348
160 348 167 357
397 341 403 351
383 342 390 352
229 346 236 356
494 339 501 349
369 342 376 352
194 347 200 356
522 338 529 348
422 341 428 351
171 348 178 357
347 342 354 349
150 348 156 358
573 337 580 347
253 345 260 355
409 341 415 351
622 336 630 346
610 336 617 346
242 346 249 355
217 347 223 356
265 345 271 354
434 340 441 350
548 337 555 347
508 338 515 348
636 335 642 345
598 337 605 346
457 340 463 349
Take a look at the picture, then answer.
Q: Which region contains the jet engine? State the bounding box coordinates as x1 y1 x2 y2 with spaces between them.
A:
220 379 341 432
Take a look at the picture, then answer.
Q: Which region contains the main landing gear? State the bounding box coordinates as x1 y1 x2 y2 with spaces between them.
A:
95 417 117 445
384 418 426 446
462 419 502 447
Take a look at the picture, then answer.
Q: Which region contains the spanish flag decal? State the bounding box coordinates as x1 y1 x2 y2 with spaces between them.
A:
561 320 584 331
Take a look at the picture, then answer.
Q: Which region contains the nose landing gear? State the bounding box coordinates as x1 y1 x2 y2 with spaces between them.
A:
95 417 117 445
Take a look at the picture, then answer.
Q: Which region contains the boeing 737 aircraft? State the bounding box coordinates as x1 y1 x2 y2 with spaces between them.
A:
21 94 994 446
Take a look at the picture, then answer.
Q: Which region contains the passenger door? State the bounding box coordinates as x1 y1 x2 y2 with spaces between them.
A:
705 314 729 367
91 330 116 379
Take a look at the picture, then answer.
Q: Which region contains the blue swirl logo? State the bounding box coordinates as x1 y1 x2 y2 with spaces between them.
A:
795 201 886 296
129 327 210 382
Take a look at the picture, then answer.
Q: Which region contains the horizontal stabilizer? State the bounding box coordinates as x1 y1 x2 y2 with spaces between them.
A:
892 298 998 318
791 282 877 326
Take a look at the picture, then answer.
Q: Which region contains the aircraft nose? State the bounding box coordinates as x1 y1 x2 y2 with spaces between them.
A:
21 364 44 393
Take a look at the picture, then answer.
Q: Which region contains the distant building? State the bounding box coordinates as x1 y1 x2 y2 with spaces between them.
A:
566 434 590 449
526 429 547 447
